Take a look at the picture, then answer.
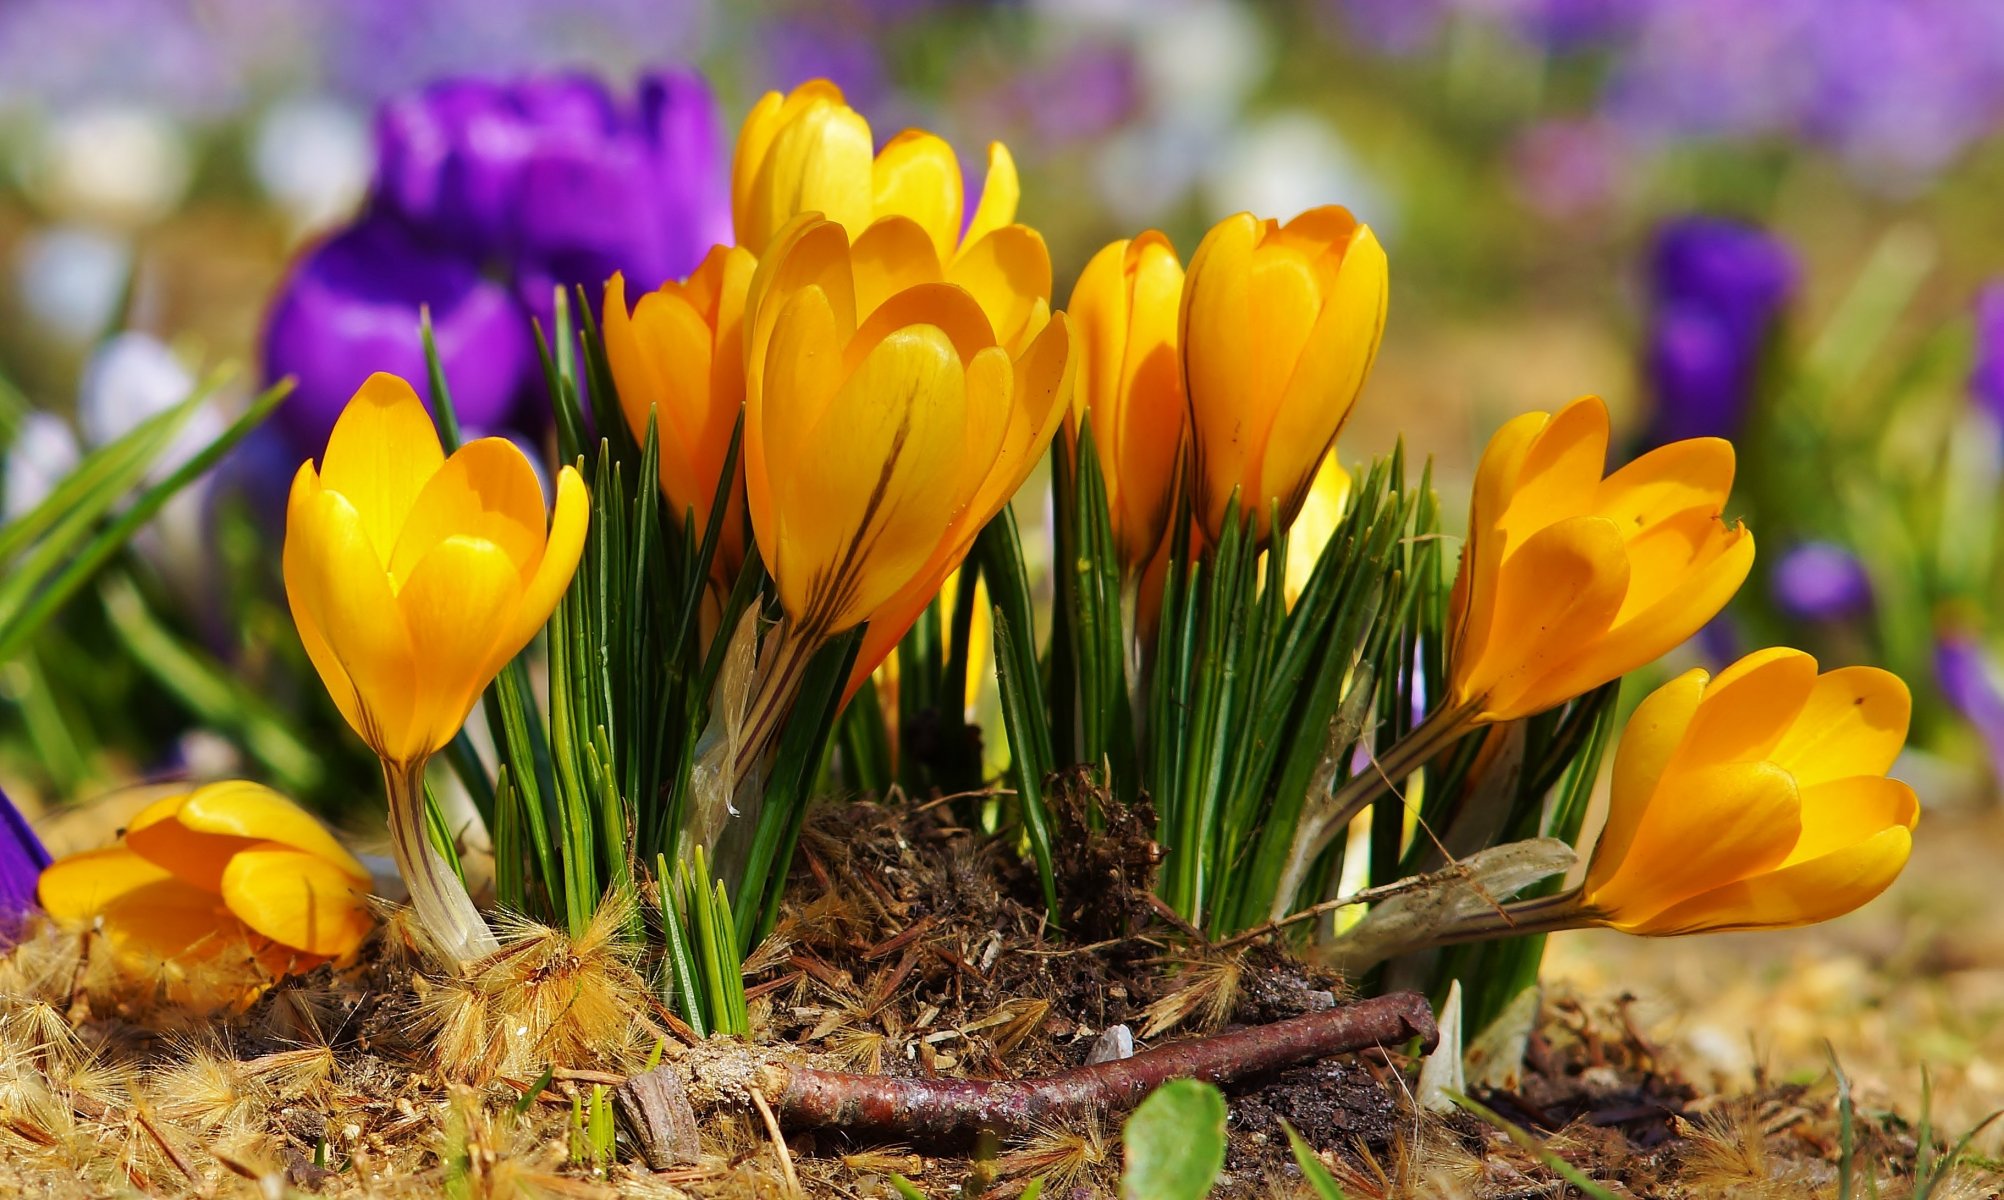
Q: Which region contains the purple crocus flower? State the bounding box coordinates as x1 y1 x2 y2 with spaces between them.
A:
264 68 728 458
1 786 49 936
1969 282 2004 428
1771 541 1873 623
1642 216 1797 446
263 214 535 454
1937 632 2004 783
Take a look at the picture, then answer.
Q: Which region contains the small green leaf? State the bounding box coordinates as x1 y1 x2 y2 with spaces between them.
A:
513 1066 555 1116
1121 1079 1227 1200
888 1174 928 1200
1282 1121 1347 1199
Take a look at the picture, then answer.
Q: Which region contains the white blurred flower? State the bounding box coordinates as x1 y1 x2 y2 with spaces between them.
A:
20 104 193 227
251 96 371 238
1202 109 1395 232
1133 0 1269 123
76 331 222 484
3 411 81 521
12 226 131 344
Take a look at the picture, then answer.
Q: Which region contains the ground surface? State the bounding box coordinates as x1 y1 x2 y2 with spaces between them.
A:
2 798 1999 1197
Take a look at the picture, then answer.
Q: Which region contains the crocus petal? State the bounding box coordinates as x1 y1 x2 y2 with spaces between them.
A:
1769 666 1912 789
852 217 947 317
40 846 240 959
127 781 369 892
1585 666 1708 897
221 843 373 957
386 438 550 588
872 131 965 265
749 98 873 253
1628 826 1912 935
1591 436 1737 527
1671 646 1817 770
1786 775 1920 865
283 467 417 759
398 534 525 759
1588 761 1801 926
512 465 590 652
1465 515 1630 719
316 373 444 565
1260 224 1386 527
779 325 968 633
963 142 1020 251
1493 397 1610 546
948 225 1053 353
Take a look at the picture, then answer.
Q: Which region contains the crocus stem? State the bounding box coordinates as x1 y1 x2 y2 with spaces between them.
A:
1414 888 1588 951
1308 701 1480 868
383 756 499 966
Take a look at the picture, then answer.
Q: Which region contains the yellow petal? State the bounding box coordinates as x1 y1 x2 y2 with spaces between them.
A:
948 225 1053 353
1452 408 1554 672
746 218 859 409
739 89 873 254
962 142 1020 251
849 282 996 375
398 534 525 759
221 843 373 957
1626 826 1912 935
317 373 444 565
1591 436 1736 528
733 81 848 243
752 285 847 565
283 467 416 760
1587 761 1801 928
1672 646 1817 770
385 438 549 589
1585 667 1709 898
776 325 968 633
40 846 242 959
1181 213 1261 536
1493 396 1610 547
872 131 965 264
512 464 589 652
1260 223 1386 532
851 217 946 318
1526 516 1753 712
128 781 369 892
1460 515 1629 721
1786 775 1919 865
1769 665 1912 789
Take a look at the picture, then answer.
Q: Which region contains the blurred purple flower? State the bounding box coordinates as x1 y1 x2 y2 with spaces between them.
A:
264 215 535 453
265 68 727 457
1969 282 2004 428
0 786 49 937
1771 541 1872 622
1510 118 1627 219
1937 632 2004 782
1643 216 1796 446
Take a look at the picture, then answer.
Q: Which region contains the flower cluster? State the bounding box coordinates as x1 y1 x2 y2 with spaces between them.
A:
31 67 1921 981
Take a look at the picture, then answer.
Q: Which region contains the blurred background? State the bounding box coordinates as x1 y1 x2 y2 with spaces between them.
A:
4 0 2004 1129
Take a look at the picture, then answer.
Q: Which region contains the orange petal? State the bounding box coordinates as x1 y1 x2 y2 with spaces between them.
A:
316 373 444 565
221 843 373 957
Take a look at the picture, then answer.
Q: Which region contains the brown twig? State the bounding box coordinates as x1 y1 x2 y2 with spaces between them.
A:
761 991 1436 1142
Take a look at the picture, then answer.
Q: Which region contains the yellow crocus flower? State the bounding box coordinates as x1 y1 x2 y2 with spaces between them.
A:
742 213 1072 710
282 372 588 962
604 245 756 583
1448 395 1754 723
39 781 373 969
1181 206 1387 543
1581 648 1917 934
1068 232 1186 572
731 78 1019 263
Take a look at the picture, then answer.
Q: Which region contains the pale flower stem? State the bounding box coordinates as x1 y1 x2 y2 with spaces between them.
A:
1422 888 1589 950
1313 701 1480 853
383 756 500 966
